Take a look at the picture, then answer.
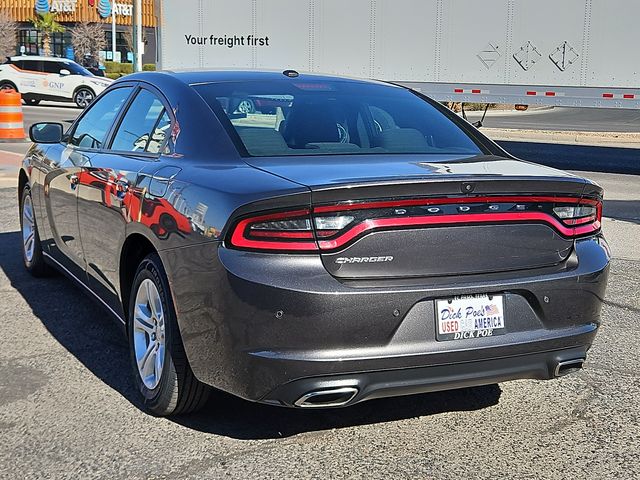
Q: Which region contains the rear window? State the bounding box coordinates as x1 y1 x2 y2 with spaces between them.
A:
192 80 482 157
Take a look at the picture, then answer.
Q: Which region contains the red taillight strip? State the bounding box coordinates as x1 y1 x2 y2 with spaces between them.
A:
230 237 317 250
317 212 601 250
229 197 602 252
313 195 597 213
230 208 318 251
564 215 597 226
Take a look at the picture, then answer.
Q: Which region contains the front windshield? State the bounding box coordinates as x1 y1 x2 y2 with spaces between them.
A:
192 80 483 157
63 61 93 76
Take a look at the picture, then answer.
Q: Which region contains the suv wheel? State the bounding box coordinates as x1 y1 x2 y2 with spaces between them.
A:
73 88 95 108
128 253 211 416
24 97 41 106
0 81 17 92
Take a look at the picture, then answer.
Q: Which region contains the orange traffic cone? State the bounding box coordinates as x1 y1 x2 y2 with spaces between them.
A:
0 89 26 142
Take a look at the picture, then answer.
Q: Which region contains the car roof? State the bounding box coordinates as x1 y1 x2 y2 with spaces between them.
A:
9 55 77 63
148 69 397 87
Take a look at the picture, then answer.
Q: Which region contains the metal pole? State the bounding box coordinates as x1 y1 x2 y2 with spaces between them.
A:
132 0 143 72
111 9 117 63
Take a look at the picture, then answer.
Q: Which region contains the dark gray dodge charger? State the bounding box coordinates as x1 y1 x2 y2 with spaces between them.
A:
18 70 610 416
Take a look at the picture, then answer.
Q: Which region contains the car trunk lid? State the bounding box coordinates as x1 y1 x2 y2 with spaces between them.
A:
241 154 601 279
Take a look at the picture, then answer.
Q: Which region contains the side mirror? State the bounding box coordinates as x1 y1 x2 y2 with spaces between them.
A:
30 122 64 144
59 69 71 76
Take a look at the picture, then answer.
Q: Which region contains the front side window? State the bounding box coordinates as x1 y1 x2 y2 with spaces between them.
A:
110 89 170 153
61 61 93 76
193 80 483 157
68 87 133 149
42 61 65 74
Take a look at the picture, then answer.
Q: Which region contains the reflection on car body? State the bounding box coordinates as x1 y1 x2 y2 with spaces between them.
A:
76 168 192 239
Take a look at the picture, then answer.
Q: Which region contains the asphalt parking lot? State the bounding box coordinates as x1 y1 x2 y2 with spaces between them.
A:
0 170 639 479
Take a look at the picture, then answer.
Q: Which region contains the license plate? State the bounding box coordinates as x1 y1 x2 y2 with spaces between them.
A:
436 294 506 341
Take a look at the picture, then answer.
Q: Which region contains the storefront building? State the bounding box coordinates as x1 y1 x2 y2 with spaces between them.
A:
2 0 156 64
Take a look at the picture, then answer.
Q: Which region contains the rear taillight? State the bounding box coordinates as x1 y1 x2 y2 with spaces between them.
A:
553 205 598 225
228 196 602 252
229 209 318 251
314 215 355 238
552 199 602 235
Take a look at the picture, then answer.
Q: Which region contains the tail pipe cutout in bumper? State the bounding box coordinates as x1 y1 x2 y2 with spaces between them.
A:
289 354 587 409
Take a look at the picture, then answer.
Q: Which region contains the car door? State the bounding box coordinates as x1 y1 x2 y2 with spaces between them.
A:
77 85 174 314
14 59 45 96
40 86 134 279
41 61 74 99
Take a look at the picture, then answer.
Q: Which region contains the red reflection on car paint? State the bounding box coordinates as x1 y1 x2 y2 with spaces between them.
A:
76 169 192 239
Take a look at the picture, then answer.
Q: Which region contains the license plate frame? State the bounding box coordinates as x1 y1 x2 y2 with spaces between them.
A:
436 294 506 341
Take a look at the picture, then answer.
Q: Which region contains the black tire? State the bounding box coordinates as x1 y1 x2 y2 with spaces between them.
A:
24 97 41 106
73 87 95 109
20 187 53 277
0 80 17 92
128 253 210 416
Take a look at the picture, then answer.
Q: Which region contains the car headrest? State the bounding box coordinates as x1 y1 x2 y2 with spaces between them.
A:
283 103 340 148
374 128 430 152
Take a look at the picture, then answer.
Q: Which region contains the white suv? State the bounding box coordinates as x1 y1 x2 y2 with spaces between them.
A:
0 56 112 108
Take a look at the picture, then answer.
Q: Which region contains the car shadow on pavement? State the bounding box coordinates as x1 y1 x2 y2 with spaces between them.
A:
0 231 141 407
0 230 501 440
173 383 501 440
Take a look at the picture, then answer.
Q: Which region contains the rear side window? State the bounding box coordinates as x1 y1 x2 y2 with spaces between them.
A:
146 110 171 153
68 87 133 149
193 80 482 157
21 60 43 72
110 89 170 153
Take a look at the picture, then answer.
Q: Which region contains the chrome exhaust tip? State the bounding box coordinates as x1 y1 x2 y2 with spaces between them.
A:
294 387 359 408
554 358 585 377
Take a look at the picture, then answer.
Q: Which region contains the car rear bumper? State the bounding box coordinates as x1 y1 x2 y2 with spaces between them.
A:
261 345 591 407
159 234 609 407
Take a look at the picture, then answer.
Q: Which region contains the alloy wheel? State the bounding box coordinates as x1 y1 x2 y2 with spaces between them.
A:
22 194 35 263
237 99 255 114
75 90 94 108
133 279 166 390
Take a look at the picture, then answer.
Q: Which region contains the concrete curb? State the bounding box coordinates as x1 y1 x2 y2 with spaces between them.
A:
483 128 640 149
464 106 555 117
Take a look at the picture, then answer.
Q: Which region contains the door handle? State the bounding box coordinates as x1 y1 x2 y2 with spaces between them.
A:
69 174 79 190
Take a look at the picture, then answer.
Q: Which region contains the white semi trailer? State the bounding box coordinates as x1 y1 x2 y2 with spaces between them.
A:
154 0 639 109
